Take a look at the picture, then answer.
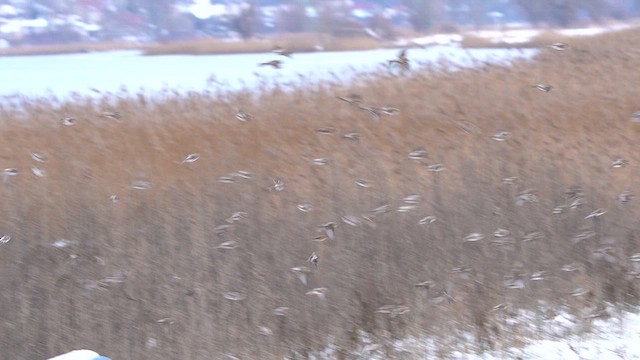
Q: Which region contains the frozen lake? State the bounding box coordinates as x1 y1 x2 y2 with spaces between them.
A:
0 47 536 99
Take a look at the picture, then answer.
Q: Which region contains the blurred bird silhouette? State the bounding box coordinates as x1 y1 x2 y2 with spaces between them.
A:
272 45 293 58
259 60 283 69
388 48 410 71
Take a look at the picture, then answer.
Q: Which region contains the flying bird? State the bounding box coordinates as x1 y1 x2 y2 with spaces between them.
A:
236 111 252 122
533 83 553 92
62 117 77 126
291 266 311 285
272 45 293 58
318 222 336 240
305 287 327 300
307 252 319 267
388 48 410 71
30 166 45 177
0 234 10 245
259 60 283 69
464 233 484 242
492 131 510 141
101 111 122 120
182 153 200 164
30 152 46 162
549 42 569 51
337 94 363 107
342 132 361 141
297 203 313 212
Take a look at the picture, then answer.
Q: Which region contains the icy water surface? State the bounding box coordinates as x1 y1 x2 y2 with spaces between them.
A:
0 46 536 99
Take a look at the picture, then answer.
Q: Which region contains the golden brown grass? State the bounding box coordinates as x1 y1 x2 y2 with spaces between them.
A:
0 34 383 57
1 28 640 359
143 33 381 55
0 41 143 57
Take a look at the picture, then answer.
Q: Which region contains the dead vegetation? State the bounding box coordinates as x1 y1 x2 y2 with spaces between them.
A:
143 33 381 56
0 41 143 57
1 28 640 359
0 33 383 58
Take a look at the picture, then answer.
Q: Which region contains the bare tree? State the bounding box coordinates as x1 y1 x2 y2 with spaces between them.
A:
516 0 617 26
233 1 258 40
277 0 308 33
134 0 176 39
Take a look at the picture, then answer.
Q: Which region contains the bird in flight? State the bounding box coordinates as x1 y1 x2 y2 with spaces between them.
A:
549 42 569 51
388 49 409 71
259 60 283 69
272 46 293 58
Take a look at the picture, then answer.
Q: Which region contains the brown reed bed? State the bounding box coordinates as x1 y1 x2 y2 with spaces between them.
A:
0 41 143 57
1 28 640 359
0 33 383 58
142 33 382 56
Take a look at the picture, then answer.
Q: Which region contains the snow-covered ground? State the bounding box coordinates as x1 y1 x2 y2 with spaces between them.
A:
457 307 640 360
46 306 640 359
0 47 535 99
401 20 640 47
303 305 640 359
48 349 110 360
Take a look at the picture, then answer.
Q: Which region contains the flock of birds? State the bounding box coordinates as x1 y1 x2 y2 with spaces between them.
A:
214 41 640 333
4 39 640 357
246 40 640 322
259 45 409 72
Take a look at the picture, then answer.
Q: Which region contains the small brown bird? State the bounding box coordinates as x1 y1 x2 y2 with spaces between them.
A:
388 49 409 70
305 287 327 300
307 252 319 267
272 46 292 58
337 94 363 107
259 60 282 69
235 111 252 122
533 83 553 92
101 111 122 120
358 105 382 121
549 42 569 51
62 117 77 126
318 222 337 240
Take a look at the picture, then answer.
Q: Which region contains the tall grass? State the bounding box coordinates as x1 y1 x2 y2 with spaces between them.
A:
142 33 382 56
0 34 382 58
0 41 143 57
1 28 640 359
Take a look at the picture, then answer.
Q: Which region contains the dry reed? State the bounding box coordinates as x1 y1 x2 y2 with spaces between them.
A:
0 27 640 359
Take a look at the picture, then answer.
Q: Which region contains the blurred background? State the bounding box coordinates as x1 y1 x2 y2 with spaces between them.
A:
1 0 639 48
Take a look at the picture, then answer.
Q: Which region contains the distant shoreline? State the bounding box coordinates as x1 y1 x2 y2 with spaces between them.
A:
1 21 638 58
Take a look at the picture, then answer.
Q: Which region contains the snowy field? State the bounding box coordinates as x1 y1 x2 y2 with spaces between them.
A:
460 307 640 360
301 306 640 360
0 47 535 99
52 306 640 360
404 21 640 47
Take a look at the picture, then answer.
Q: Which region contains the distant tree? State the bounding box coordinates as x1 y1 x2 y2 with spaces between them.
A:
232 0 258 39
401 0 449 31
516 0 618 26
312 0 362 36
277 0 308 33
134 0 176 38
